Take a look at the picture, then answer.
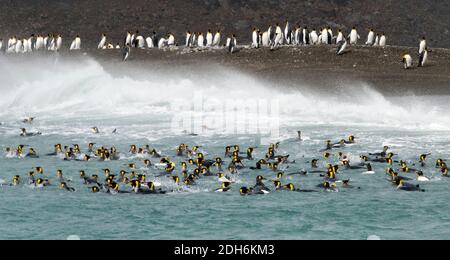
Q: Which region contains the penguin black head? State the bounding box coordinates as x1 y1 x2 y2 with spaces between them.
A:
240 187 250 195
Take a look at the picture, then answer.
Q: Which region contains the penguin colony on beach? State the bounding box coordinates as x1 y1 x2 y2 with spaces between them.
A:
0 21 430 68
3 119 446 194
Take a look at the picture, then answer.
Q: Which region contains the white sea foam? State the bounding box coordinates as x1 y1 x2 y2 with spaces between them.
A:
0 55 449 132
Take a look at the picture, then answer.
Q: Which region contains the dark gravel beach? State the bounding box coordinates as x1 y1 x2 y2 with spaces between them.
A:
2 0 450 96
87 45 450 96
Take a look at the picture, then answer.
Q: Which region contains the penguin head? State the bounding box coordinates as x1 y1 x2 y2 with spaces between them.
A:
256 175 265 182
59 182 67 189
240 187 249 195
277 172 284 179
287 183 295 191
272 180 281 188
91 186 100 193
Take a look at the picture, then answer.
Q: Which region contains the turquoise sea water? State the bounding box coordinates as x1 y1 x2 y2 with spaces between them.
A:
1 56 450 240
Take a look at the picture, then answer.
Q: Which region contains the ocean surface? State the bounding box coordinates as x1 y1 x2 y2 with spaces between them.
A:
0 56 450 240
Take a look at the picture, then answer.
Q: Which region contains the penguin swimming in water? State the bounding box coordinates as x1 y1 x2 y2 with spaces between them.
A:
91 127 100 134
402 54 413 69
20 128 41 137
215 182 231 193
396 179 425 192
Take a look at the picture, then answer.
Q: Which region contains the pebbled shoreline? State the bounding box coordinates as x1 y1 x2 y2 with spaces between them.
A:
2 44 450 96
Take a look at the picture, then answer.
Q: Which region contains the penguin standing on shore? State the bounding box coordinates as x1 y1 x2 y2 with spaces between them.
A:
15 39 23 53
146 35 154 48
167 33 175 46
365 29 375 45
327 27 333 44
284 21 291 44
262 31 270 47
321 27 329 44
70 35 81 50
374 34 380 46
198 33 205 47
336 29 344 43
419 37 427 54
213 30 221 46
206 30 213 46
122 44 130 62
158 37 167 49
418 48 429 67
35 35 44 50
310 29 319 45
252 28 259 48
348 27 360 45
98 34 107 49
402 54 413 69
227 34 237 53
302 27 310 45
379 33 386 47
185 31 192 47
55 35 62 51
149 32 158 49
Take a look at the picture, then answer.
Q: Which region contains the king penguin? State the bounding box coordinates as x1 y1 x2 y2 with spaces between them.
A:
402 54 413 69
55 35 62 51
167 33 175 46
213 30 221 46
197 33 205 47
365 29 375 45
284 21 291 44
336 29 344 44
252 28 259 48
336 39 348 55
419 37 427 54
70 35 81 50
98 34 107 49
146 36 154 48
310 29 319 45
418 48 429 67
227 34 237 53
206 30 213 46
158 37 167 49
122 44 130 62
379 33 386 47
349 27 360 45
185 31 192 47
